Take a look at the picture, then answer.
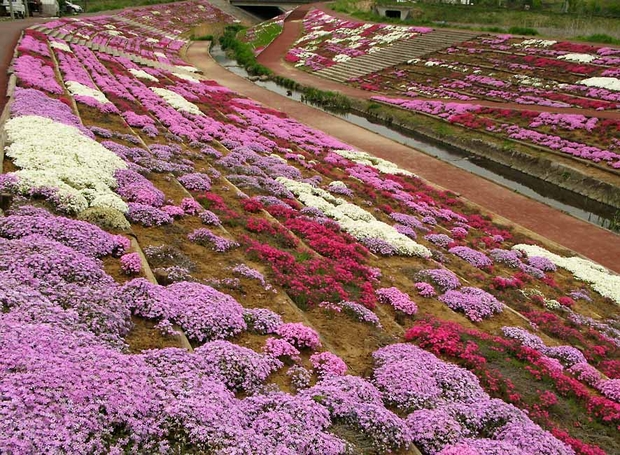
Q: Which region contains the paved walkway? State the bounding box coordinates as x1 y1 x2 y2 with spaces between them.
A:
257 3 620 120
187 41 620 273
0 17 48 113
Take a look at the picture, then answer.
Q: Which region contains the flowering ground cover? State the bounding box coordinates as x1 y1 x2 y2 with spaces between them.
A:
280 11 620 174
370 97 620 169
2 2 620 453
285 9 432 71
350 35 620 109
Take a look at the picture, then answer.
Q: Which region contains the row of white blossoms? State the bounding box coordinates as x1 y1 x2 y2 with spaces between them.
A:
2 83 208 215
4 115 128 214
277 176 432 258
513 244 620 305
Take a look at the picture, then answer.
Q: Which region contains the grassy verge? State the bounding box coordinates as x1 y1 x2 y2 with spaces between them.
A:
329 0 620 38
272 76 351 113
575 33 620 44
191 34 214 41
73 0 174 13
247 22 283 50
219 25 272 76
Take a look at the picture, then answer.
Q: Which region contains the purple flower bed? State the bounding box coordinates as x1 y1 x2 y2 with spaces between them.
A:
376 287 418 315
372 344 573 454
0 209 126 257
489 248 523 268
178 172 212 192
417 268 462 292
188 228 239 252
127 202 173 226
276 322 322 350
0 234 132 348
439 287 504 322
243 308 283 334
449 246 493 269
120 252 142 275
120 279 247 342
320 300 382 328
310 351 348 377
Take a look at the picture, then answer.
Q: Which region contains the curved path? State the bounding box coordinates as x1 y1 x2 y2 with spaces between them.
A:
0 17 48 113
257 3 620 120
188 41 620 273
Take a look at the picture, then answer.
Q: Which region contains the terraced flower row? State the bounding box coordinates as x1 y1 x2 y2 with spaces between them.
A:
349 35 620 110
285 8 432 71
1 2 619 454
370 97 620 169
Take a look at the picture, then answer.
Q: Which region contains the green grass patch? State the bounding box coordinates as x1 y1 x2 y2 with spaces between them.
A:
508 26 539 36
271 76 351 113
75 0 174 13
219 24 272 76
576 33 620 44
328 0 620 38
191 34 214 41
248 23 283 50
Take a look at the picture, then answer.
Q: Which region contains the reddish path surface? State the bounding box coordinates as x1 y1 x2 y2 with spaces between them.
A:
189 41 620 273
257 4 620 120
0 17 47 113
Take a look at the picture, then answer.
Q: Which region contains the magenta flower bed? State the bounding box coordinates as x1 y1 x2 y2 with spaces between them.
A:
372 96 620 169
2 4 618 453
286 9 431 72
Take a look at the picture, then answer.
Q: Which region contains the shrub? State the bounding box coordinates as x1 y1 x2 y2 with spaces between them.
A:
508 26 538 36
77 206 131 231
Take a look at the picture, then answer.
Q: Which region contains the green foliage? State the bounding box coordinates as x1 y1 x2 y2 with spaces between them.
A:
301 88 351 113
192 34 214 41
328 1 620 36
508 26 539 36
576 33 620 44
272 76 301 91
79 0 173 13
271 76 350 112
483 26 508 33
247 22 283 50
219 25 272 76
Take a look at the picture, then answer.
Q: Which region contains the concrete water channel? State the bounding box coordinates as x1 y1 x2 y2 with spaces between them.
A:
210 45 619 233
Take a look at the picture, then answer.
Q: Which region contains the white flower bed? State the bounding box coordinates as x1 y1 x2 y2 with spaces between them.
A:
172 72 200 83
578 77 620 92
175 65 199 73
332 149 414 176
4 115 128 213
512 244 620 304
514 39 557 48
333 54 351 63
50 41 72 53
151 87 202 115
557 53 597 63
278 177 431 257
129 68 159 82
65 81 110 105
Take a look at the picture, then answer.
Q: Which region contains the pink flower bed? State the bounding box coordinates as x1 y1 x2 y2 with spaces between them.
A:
2 4 618 453
286 9 431 72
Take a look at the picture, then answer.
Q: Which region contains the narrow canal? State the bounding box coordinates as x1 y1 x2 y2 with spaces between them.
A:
210 45 619 233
